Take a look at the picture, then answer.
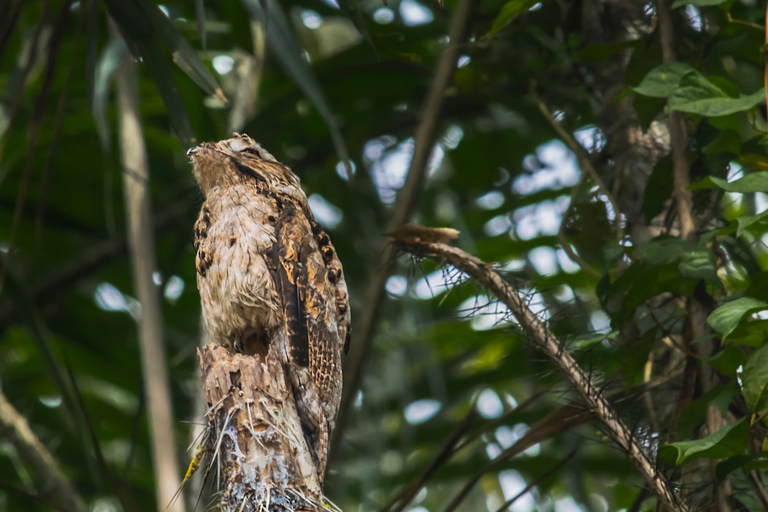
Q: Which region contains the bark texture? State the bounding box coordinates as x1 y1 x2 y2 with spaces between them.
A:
199 341 336 512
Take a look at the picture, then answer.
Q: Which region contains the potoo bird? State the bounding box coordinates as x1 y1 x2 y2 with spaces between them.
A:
188 133 350 481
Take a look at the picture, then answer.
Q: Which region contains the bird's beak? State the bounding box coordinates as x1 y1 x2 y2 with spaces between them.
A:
187 147 197 157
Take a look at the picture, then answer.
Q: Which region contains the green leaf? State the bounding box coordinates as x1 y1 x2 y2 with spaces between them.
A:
679 246 721 287
737 211 768 237
638 237 720 286
643 156 673 223
678 381 736 439
139 0 226 103
703 346 746 376
196 0 206 50
689 173 768 193
716 454 754 481
717 453 768 481
668 71 765 117
703 130 741 157
104 0 226 103
672 0 727 7
743 344 768 414
633 62 695 98
86 0 99 111
640 236 690 264
240 0 350 168
633 93 667 132
138 39 196 148
484 0 540 40
727 320 768 347
707 297 768 341
659 418 748 466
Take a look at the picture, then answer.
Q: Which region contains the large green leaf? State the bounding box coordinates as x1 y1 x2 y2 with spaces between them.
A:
707 297 768 341
659 418 748 466
104 0 226 103
668 71 765 117
633 62 695 98
702 346 746 377
690 173 768 193
137 39 196 148
743 344 768 414
639 237 721 286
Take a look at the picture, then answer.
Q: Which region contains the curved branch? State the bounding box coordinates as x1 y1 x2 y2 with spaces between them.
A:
0 386 87 512
395 238 689 512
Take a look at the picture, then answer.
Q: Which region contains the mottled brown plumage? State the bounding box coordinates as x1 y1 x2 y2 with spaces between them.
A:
188 133 350 481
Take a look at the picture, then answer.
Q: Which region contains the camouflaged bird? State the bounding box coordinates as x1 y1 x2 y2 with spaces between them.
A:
188 133 350 481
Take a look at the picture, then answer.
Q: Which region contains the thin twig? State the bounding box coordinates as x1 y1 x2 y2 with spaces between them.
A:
529 81 623 242
330 0 478 466
381 408 479 512
0 203 185 333
35 5 83 241
396 240 689 512
0 384 87 512
656 0 695 243
0 0 70 296
726 11 764 30
491 448 577 512
112 20 185 512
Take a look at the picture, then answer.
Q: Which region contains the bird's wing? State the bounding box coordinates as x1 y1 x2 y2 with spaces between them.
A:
307 218 351 355
275 203 341 408
194 204 214 278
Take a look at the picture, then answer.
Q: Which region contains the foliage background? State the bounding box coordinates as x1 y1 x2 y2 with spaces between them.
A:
2 0 768 510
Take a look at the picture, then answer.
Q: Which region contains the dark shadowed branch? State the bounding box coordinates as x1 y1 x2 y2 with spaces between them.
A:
491 448 577 512
0 385 87 512
331 0 478 465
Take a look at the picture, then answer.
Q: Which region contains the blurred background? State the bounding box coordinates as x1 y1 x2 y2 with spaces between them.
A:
2 0 768 511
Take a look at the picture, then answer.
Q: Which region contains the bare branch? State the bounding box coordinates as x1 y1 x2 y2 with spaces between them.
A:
381 408 478 512
0 385 87 512
395 238 690 512
491 448 577 512
656 0 695 243
112 23 185 512
0 203 185 333
529 81 623 242
331 0 478 464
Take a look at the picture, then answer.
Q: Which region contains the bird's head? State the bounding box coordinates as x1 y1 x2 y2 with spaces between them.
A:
187 133 280 197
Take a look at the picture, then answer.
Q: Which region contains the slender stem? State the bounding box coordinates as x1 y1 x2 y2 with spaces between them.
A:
530 81 624 242
112 23 185 512
330 0 478 466
0 385 87 512
491 449 577 512
657 0 696 243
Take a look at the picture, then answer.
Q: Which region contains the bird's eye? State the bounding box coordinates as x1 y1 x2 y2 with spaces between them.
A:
241 148 261 157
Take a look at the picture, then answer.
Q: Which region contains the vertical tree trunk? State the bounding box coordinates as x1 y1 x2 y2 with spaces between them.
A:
199 339 329 512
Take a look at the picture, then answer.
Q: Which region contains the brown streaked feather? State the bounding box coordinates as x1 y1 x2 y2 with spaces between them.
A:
276 204 310 368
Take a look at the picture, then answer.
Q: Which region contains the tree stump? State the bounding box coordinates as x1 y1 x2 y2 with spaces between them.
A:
198 334 334 512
